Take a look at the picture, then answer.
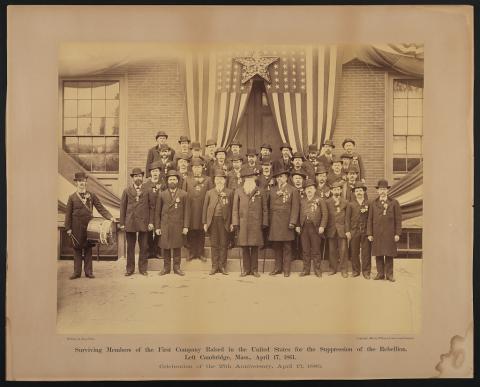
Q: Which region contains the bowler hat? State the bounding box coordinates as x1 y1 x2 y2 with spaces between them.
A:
346 164 359 174
279 142 292 151
230 139 242 147
230 154 244 162
330 180 345 189
352 181 367 191
213 168 227 178
191 157 205 167
155 130 168 140
166 170 180 179
323 139 335 148
246 148 258 156
331 155 342 164
307 144 318 153
272 167 290 178
314 165 328 175
342 138 356 148
159 144 170 151
291 170 306 179
214 147 227 156
375 179 391 189
341 152 353 159
73 172 88 181
191 141 201 151
240 166 258 178
176 153 192 162
178 135 191 144
206 139 217 147
260 143 272 151
304 180 316 189
292 151 305 161
130 168 145 177
149 161 163 171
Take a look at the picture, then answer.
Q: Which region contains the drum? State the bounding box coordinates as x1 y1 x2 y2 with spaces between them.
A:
87 218 115 245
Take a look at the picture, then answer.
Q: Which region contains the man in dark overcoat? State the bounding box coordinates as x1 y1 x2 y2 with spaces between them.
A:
273 143 293 173
345 181 371 279
268 168 300 277
143 161 163 258
342 138 366 183
318 139 335 170
227 154 244 190
65 172 115 279
291 151 315 182
184 158 213 262
367 179 402 282
202 169 234 275
145 130 175 177
119 168 155 276
155 170 190 276
257 157 275 191
232 166 269 277
208 148 230 178
296 181 328 277
325 180 349 278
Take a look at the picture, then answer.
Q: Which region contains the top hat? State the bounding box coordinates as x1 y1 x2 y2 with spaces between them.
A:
375 179 391 189
240 166 259 178
230 139 242 147
279 142 293 151
246 148 258 156
260 143 272 151
206 139 217 147
214 147 227 155
342 138 356 148
166 170 180 179
352 181 367 191
323 139 335 148
307 144 318 153
155 130 168 140
73 172 88 181
230 154 244 162
304 180 316 189
149 161 163 171
291 151 305 160
272 167 290 178
130 168 145 177
178 135 191 144
314 165 328 175
191 157 205 167
213 168 227 178
191 141 201 151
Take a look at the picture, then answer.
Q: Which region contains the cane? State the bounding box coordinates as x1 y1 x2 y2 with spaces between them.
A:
68 233 80 249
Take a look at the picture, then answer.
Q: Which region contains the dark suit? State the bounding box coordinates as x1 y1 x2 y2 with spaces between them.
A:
145 145 175 177
65 191 112 276
318 154 333 169
346 198 371 275
227 169 243 190
120 184 155 274
325 196 349 273
272 158 293 174
143 178 163 258
202 187 234 271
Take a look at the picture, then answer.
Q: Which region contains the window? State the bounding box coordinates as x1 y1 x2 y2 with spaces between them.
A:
62 81 120 173
397 228 423 258
392 79 423 177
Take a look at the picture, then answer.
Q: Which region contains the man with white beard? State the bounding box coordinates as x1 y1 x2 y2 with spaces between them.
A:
232 166 269 277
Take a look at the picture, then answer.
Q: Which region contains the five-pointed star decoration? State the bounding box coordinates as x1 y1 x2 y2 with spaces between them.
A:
234 52 280 84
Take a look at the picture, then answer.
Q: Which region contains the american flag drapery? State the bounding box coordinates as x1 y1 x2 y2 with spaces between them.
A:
264 46 343 153
184 51 253 147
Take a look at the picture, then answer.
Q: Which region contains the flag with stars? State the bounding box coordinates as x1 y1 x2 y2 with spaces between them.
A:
264 46 344 152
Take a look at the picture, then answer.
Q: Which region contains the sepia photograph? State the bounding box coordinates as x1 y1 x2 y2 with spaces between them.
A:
57 42 424 335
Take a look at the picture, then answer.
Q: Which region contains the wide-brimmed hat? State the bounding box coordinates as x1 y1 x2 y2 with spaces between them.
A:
149 161 163 171
323 139 335 148
206 139 217 147
291 151 305 161
240 166 258 178
230 154 244 162
214 147 227 155
213 168 227 178
155 130 168 139
330 180 345 189
291 170 306 178
260 143 272 151
191 141 201 151
375 179 391 189
352 181 367 191
342 138 356 148
279 142 292 151
178 135 191 144
166 170 180 179
346 164 359 174
246 148 258 156
73 172 88 181
130 168 145 177
341 152 353 159
272 167 290 178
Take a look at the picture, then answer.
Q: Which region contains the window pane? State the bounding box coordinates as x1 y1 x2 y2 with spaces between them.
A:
64 100 77 117
393 117 407 135
77 81 92 99
63 137 78 153
407 80 423 98
63 81 78 99
77 100 92 118
393 136 407 154
397 233 408 249
93 137 106 154
407 136 422 154
63 118 77 135
408 99 422 116
106 137 119 153
393 80 408 98
409 231 423 249
78 137 92 153
105 81 120 99
393 158 407 173
91 154 106 172
106 154 119 172
407 158 421 171
105 117 119 135
408 117 422 135
92 81 106 99
106 100 120 117
393 99 407 116
92 99 106 117
74 154 92 171
78 118 92 135
91 117 106 135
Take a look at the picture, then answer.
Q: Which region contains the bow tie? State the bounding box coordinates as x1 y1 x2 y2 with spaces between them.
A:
79 193 86 198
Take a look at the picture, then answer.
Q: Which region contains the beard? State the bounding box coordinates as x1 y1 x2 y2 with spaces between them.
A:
243 179 257 195
168 182 177 190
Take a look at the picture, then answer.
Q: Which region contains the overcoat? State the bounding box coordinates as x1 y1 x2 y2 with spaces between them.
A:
318 154 333 169
299 196 328 228
184 175 213 230
232 187 269 246
325 197 349 238
65 191 113 249
257 173 276 191
367 196 402 257
268 184 299 242
315 183 331 199
145 145 175 177
202 187 234 231
345 198 369 236
120 184 155 232
155 188 190 249
227 169 243 190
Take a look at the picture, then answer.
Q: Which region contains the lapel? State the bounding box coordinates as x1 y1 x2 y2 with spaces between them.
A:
76 191 92 212
246 187 258 202
211 189 220 209
167 189 178 209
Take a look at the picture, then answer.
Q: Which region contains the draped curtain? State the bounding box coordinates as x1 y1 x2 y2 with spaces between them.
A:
389 162 423 222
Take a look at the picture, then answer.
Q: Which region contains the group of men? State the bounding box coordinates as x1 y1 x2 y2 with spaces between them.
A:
64 131 402 282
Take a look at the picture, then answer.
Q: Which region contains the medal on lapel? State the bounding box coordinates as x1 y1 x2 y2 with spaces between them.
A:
175 197 180 208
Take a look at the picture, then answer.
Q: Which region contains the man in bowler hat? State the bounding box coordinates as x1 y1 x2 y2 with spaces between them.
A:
145 130 175 177
143 161 164 258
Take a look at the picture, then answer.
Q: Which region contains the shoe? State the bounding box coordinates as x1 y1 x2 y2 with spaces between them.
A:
220 268 229 275
199 256 207 262
352 272 360 278
252 272 260 278
269 270 282 276
159 269 170 276
174 269 185 276
387 276 396 282
69 274 80 280
341 272 348 278
374 274 385 280
124 272 134 276
139 271 148 276
240 272 248 277
363 273 371 280
284 272 290 277
85 274 95 279
209 269 217 275
314 270 322 278
299 271 309 277
328 271 337 276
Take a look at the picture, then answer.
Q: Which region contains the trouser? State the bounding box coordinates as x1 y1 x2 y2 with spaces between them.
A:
320 236 329 262
147 231 160 258
187 229 205 258
272 241 292 274
300 222 322 273
328 236 348 273
292 233 302 260
242 246 259 273
126 231 149 274
350 233 371 274
73 246 93 276
376 256 394 278
262 228 272 249
210 216 228 271
162 248 181 272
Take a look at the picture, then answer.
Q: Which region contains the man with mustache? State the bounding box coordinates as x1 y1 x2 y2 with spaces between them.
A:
273 143 293 173
143 161 164 259
227 154 244 190
145 130 175 178
318 139 335 170
342 138 366 183
259 143 273 163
